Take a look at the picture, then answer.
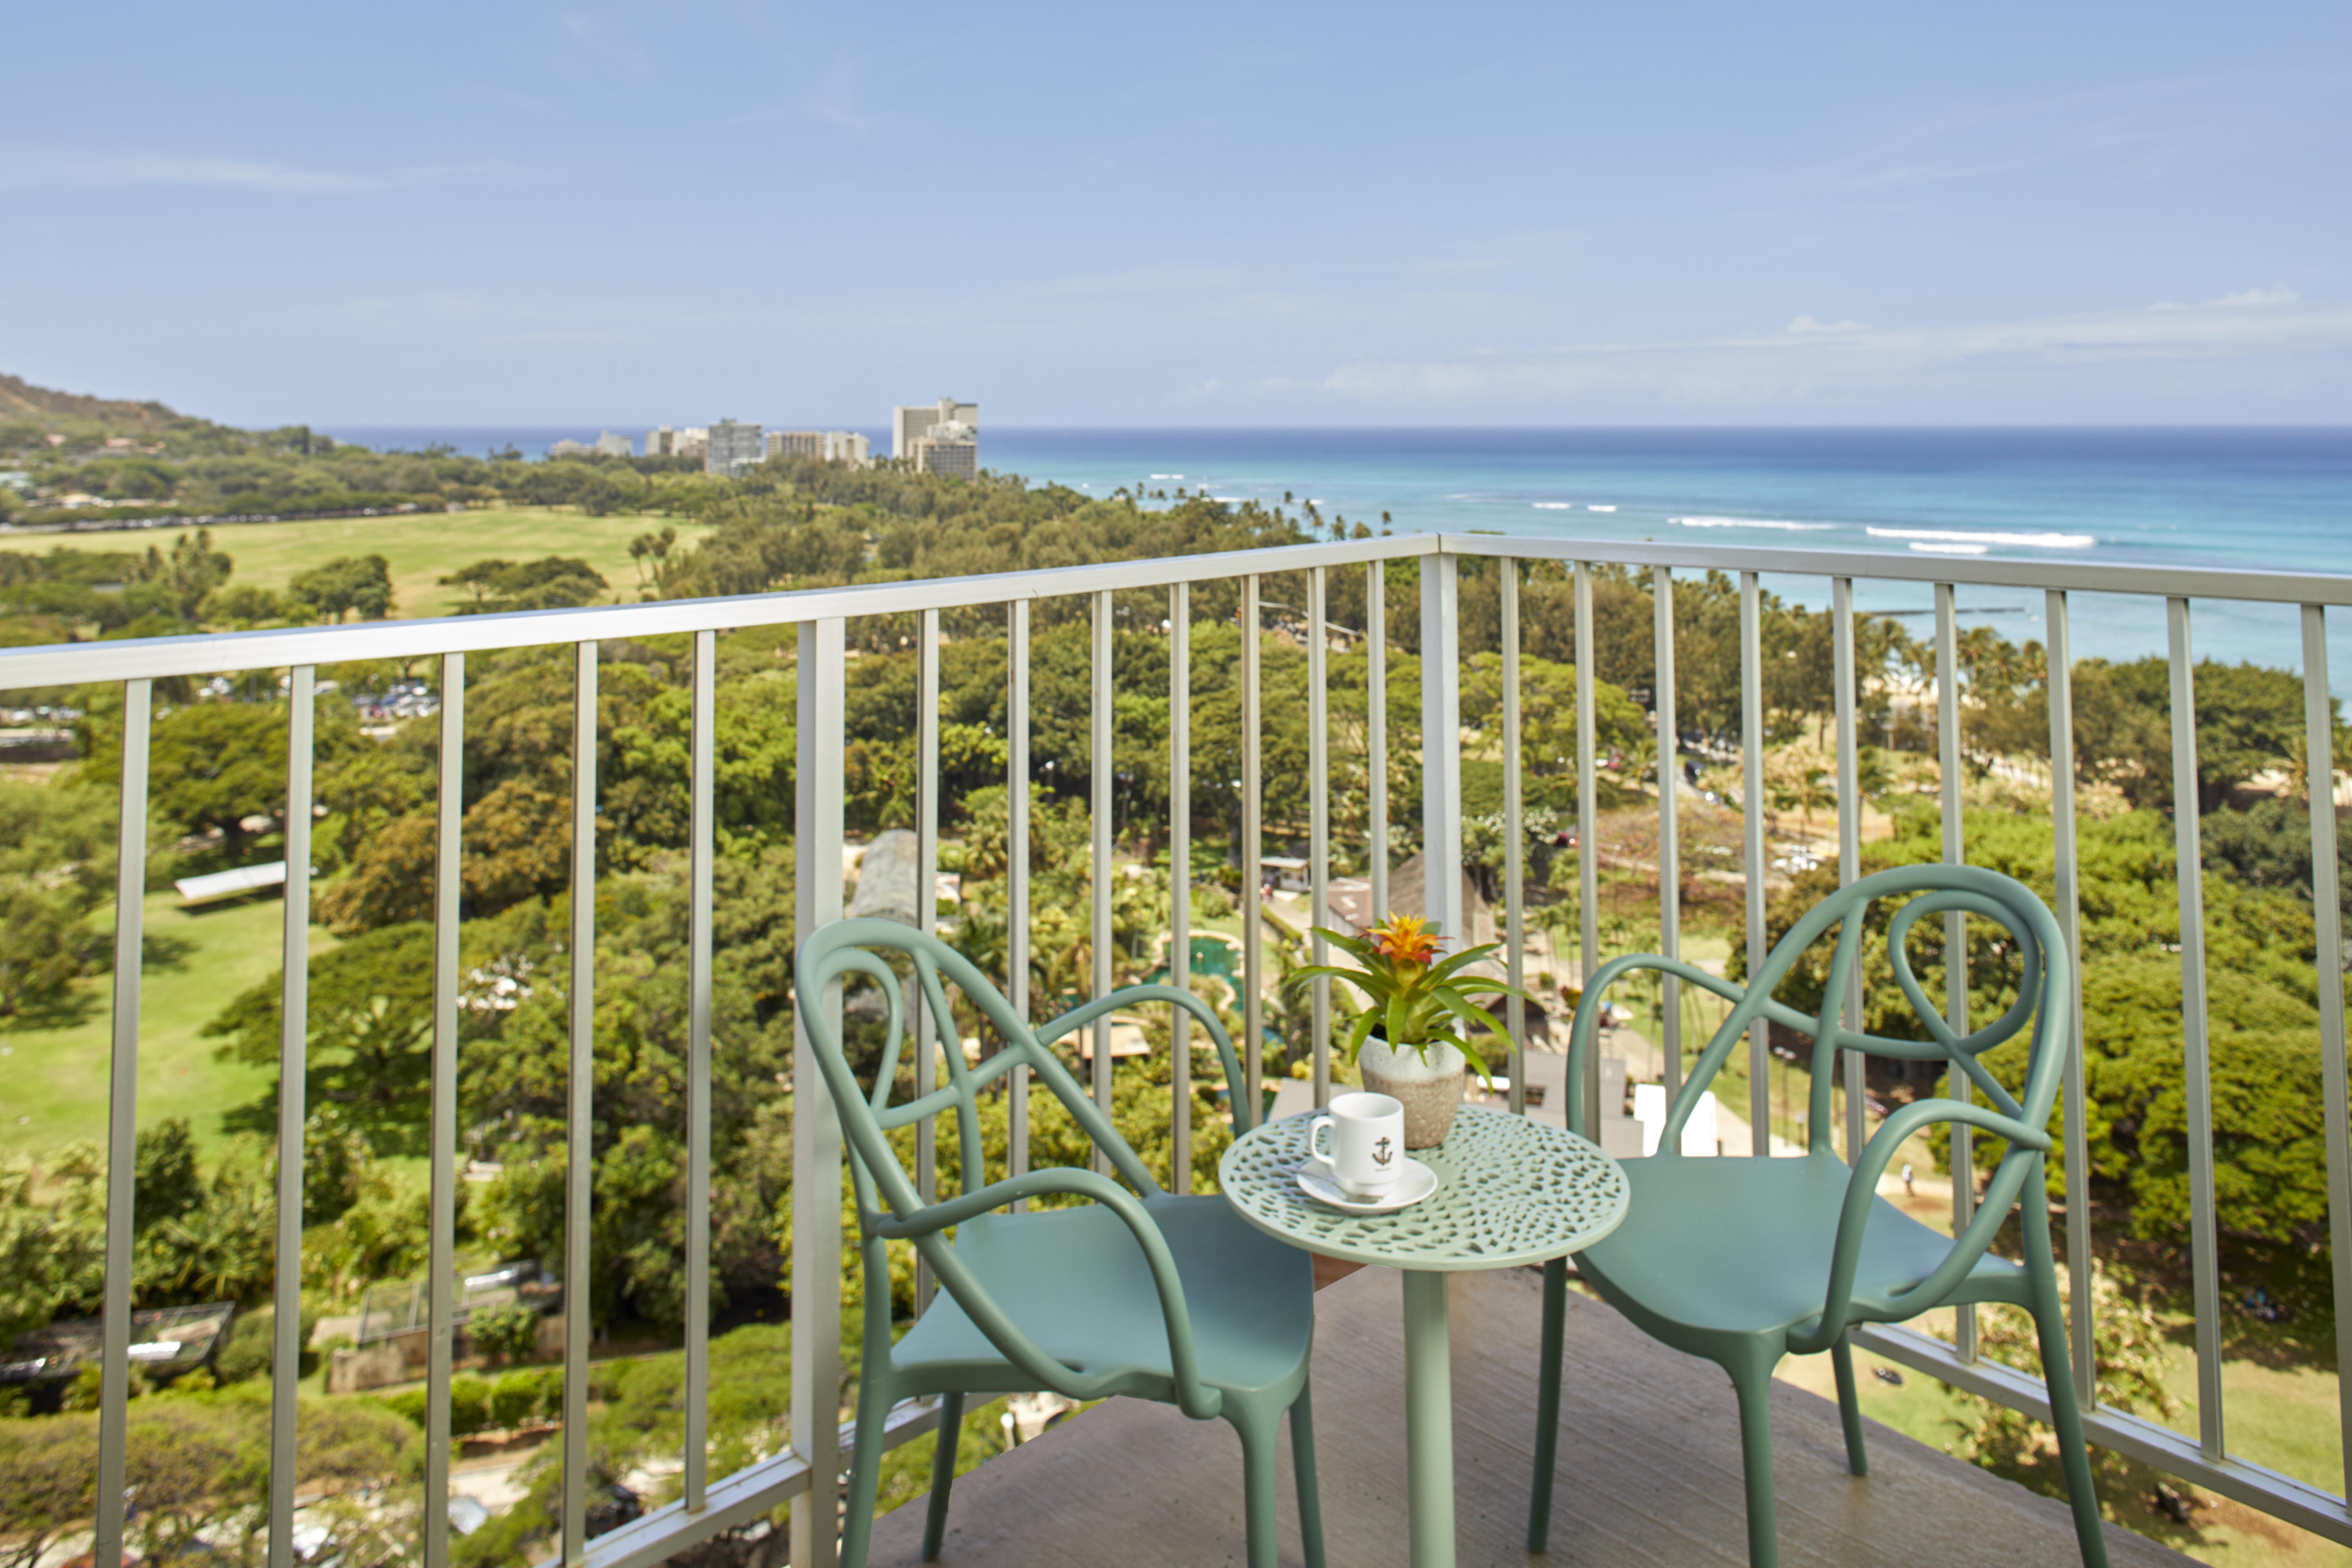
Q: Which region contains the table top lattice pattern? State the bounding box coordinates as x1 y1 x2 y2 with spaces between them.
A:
1218 1105 1630 1271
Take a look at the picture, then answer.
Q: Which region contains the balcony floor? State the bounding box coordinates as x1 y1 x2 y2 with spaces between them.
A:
868 1263 2185 1567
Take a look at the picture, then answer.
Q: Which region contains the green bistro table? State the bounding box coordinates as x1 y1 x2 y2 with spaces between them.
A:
1219 1104 1630 1568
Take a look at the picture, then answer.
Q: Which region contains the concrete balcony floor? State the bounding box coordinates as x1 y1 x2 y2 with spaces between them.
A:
868 1263 2186 1567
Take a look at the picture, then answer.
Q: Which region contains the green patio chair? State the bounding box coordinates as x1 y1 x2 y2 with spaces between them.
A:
1526 865 2107 1568
797 918 1325 1568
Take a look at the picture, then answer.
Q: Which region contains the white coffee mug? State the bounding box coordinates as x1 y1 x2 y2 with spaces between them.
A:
1308 1091 1407 1200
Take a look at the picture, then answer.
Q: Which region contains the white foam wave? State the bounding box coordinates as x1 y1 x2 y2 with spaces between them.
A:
1533 502 1575 510
1868 527 2095 549
1672 516 1835 532
1909 542 1989 556
1586 504 1616 512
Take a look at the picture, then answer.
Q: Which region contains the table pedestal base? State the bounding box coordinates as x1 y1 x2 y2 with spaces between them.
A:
1402 1269 1453 1568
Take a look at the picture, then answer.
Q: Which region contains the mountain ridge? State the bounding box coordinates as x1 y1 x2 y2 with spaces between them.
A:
0 373 195 433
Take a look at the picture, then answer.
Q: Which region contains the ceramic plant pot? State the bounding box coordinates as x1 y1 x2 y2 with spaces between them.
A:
1356 1036 1465 1148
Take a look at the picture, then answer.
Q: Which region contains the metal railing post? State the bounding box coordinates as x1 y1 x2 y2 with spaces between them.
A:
2303 605 2352 1495
268 666 315 1568
1653 567 1680 1102
1092 591 1115 1170
1740 575 1769 1147
2045 591 2090 1395
790 618 847 1568
1503 564 1525 1115
1008 601 1030 1198
1832 578 1864 1163
1574 562 1599 1139
1169 585 1193 1187
94 679 151 1568
686 630 716 1501
1242 575 1264 1114
426 654 463 1567
2167 597 2226 1461
914 612 940 1303
1421 552 1464 945
1936 585 1977 1360
1369 562 1389 919
562 642 598 1562
1309 567 1332 1109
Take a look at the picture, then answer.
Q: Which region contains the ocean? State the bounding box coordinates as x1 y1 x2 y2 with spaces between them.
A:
326 425 2352 674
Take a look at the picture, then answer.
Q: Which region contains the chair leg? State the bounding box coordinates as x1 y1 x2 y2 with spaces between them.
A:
839 1376 892 1568
1729 1357 1781 1568
1231 1402 1282 1568
1290 1381 1326 1568
922 1390 964 1562
1527 1255 1569 1552
2031 1286 2112 1568
1830 1332 1869 1477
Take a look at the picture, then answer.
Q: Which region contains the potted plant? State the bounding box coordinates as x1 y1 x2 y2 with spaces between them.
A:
1289 914 1535 1147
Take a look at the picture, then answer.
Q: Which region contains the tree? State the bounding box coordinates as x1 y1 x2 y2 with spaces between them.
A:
1751 806 2346 1268
440 556 608 615
2072 656 2318 814
0 885 96 1020
82 697 289 860
205 923 438 1155
160 527 233 618
292 553 394 622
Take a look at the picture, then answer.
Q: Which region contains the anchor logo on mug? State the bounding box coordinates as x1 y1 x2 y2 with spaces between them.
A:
1308 1091 1408 1200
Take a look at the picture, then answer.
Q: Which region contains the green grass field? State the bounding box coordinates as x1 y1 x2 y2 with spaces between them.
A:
0 507 713 622
0 891 334 1164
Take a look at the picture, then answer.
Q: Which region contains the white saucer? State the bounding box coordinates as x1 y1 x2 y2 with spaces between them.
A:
1294 1155 1439 1214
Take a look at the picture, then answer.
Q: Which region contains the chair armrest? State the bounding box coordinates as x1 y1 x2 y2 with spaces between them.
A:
1036 982 1252 1135
877 1167 1223 1420
1565 953 1810 1130
1791 1096 2049 1352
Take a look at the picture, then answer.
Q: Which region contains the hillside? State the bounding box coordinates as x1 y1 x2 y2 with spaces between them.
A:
0 371 191 433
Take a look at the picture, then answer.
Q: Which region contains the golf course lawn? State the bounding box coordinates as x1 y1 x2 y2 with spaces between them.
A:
0 890 333 1164
0 507 714 622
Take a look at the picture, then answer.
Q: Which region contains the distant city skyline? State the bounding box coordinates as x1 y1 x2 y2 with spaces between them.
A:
9 3 2344 426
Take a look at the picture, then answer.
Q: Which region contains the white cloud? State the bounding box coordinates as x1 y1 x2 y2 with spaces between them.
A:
0 148 369 193
2149 284 2300 312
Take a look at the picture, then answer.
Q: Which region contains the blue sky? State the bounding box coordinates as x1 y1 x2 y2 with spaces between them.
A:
6 2 2348 426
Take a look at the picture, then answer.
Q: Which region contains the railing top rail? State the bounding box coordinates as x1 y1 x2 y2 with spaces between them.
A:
5 527 2349 690
1452 532 2352 606
0 534 1438 691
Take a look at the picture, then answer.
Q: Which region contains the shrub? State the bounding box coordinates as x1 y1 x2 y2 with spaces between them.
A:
449 1375 490 1437
213 1304 321 1385
490 1370 543 1431
376 1388 428 1428
467 1301 539 1366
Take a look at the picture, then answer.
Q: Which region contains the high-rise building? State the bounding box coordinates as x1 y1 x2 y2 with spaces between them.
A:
677 426 708 460
595 432 634 458
646 426 676 457
706 420 764 475
892 398 978 460
767 430 826 460
910 419 978 480
824 431 872 467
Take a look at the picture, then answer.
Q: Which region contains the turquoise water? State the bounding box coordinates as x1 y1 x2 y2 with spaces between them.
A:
986 428 2352 675
330 424 2352 673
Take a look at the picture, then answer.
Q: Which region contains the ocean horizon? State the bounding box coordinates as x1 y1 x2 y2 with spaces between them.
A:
324 424 2352 675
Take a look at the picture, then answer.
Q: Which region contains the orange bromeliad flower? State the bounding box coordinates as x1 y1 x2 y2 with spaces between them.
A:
1368 913 1442 967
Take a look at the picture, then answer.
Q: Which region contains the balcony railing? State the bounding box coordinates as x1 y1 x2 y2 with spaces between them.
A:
5 531 2351 1566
